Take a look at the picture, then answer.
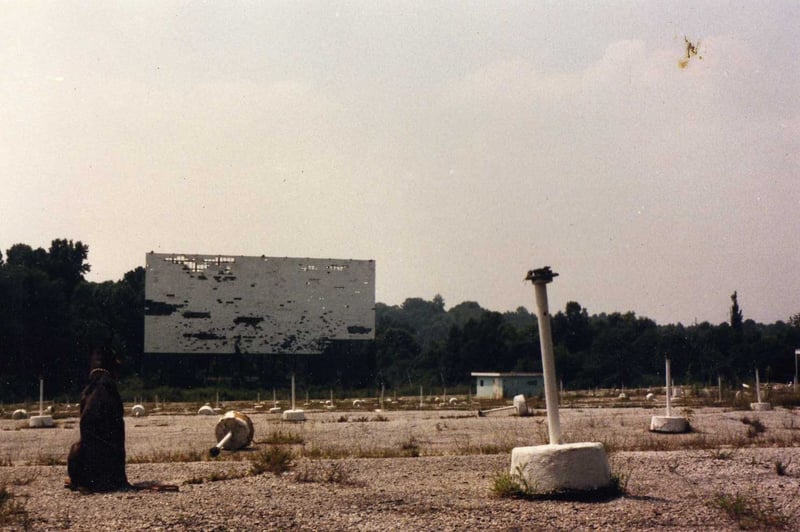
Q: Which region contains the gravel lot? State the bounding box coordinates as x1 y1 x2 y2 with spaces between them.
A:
3 402 800 531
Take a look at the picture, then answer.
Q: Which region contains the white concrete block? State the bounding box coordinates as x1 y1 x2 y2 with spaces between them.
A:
282 409 306 422
510 442 611 493
750 402 772 411
131 404 146 417
28 415 54 428
198 405 215 415
650 415 689 433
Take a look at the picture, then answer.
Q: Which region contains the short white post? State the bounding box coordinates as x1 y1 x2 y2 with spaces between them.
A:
419 386 423 409
269 387 281 414
29 378 54 428
718 375 722 402
650 357 688 433
750 367 772 411
282 372 306 421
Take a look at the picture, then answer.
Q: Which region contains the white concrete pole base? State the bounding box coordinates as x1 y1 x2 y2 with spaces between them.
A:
281 409 306 422
131 404 146 417
510 442 611 493
750 402 772 411
649 415 689 433
198 405 215 415
28 415 54 428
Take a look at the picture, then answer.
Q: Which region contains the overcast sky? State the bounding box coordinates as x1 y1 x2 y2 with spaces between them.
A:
1 1 798 326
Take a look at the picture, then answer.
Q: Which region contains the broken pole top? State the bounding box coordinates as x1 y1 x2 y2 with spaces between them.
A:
525 266 559 284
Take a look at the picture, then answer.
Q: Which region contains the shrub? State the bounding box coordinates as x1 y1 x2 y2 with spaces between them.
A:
250 446 294 476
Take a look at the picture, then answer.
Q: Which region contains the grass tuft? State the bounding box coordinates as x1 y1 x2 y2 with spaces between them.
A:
491 464 626 502
740 416 767 438
183 468 249 485
258 428 304 445
711 491 790 530
128 448 206 464
295 460 359 485
774 458 791 476
708 448 737 460
249 446 294 476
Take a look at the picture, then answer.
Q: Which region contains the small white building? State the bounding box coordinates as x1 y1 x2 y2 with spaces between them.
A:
471 372 543 399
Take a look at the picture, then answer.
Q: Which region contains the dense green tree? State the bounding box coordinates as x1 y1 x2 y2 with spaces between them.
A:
5 239 800 400
730 291 744 333
375 328 422 389
448 301 486 328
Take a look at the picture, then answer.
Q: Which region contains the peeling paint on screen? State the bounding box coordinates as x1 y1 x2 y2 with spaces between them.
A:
144 253 375 354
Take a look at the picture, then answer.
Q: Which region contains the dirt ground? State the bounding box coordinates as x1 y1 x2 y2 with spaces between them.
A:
2 400 800 530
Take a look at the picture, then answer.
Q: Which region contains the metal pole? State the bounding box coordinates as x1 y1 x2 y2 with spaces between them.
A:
527 267 562 445
39 378 44 416
291 373 296 411
665 359 672 417
755 368 762 403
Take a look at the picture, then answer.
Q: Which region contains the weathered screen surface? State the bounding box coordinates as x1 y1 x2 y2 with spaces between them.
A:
144 253 375 354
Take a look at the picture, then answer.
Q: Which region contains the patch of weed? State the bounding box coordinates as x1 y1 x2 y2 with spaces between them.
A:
258 428 304 445
0 483 29 528
296 460 359 485
711 491 790 530
491 464 625 502
25 455 65 466
400 436 420 457
774 458 791 476
183 468 249 485
250 446 294 476
708 448 737 460
128 448 207 464
741 416 767 438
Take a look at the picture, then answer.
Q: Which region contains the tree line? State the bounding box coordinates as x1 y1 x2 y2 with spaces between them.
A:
2 239 800 402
